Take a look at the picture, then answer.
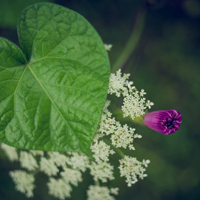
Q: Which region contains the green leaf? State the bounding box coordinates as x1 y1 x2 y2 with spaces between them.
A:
0 3 110 156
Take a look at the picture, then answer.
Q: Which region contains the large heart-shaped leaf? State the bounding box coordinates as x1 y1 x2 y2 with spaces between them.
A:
0 3 110 156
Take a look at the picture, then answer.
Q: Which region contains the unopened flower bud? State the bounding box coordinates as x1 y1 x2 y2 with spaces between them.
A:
143 110 182 135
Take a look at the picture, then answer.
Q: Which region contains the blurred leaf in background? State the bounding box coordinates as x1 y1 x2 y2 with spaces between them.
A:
0 0 54 29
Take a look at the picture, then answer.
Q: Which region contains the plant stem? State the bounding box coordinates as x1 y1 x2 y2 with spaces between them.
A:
113 109 145 125
112 6 146 72
94 179 100 186
103 138 125 159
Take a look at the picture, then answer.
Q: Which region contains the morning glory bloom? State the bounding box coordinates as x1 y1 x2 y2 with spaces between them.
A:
143 110 182 135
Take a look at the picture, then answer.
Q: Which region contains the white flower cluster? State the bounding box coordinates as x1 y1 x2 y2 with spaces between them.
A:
0 69 153 200
104 44 113 51
108 70 154 119
87 185 119 200
9 170 35 198
119 156 150 187
19 151 38 171
97 100 137 150
1 147 87 200
1 143 18 162
90 140 115 182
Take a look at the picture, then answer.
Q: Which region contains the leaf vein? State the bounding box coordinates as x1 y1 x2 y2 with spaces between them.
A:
28 64 88 151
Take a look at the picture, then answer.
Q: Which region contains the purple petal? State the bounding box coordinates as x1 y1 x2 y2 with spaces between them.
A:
143 110 182 135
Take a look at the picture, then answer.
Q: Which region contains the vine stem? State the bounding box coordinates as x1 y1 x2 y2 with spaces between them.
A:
111 6 146 73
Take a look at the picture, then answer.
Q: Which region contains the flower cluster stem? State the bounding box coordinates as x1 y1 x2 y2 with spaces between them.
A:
94 180 100 186
103 138 125 159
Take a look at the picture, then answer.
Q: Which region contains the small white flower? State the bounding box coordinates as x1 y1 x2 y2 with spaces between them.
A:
104 44 113 51
47 178 72 200
19 151 38 171
142 159 150 167
40 157 59 176
9 170 35 197
133 134 142 139
1 143 18 162
146 100 154 109
110 187 119 195
140 89 146 96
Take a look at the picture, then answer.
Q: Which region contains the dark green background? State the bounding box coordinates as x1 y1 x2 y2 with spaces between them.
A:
0 0 200 200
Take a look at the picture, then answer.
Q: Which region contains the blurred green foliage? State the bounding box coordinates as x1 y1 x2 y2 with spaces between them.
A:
0 0 53 28
0 0 200 200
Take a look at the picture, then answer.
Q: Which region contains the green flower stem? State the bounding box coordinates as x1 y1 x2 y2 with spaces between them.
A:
133 115 145 125
103 138 125 158
32 169 40 176
113 109 145 126
111 7 146 72
94 179 100 186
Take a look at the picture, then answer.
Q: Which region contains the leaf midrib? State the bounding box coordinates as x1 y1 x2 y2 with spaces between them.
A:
14 66 28 115
27 64 69 125
27 64 89 152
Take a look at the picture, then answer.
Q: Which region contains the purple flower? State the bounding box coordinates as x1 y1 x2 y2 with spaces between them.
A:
143 110 182 135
